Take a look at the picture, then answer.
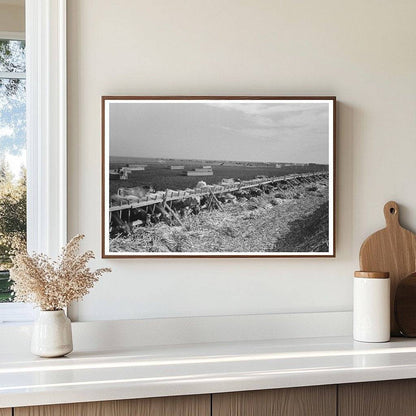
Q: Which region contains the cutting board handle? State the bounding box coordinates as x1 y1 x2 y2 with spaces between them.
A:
384 201 400 228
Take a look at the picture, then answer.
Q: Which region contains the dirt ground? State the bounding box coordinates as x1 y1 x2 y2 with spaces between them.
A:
110 177 329 254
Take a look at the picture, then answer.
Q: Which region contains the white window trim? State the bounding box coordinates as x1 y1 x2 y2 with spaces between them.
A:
0 0 67 324
26 0 67 257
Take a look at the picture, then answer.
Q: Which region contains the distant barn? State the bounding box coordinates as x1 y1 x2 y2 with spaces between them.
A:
170 165 185 170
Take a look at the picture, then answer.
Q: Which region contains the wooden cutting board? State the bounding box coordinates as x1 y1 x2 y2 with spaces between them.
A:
395 273 416 337
359 201 416 335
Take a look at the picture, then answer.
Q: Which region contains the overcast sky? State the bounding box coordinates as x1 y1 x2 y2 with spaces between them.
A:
109 101 330 164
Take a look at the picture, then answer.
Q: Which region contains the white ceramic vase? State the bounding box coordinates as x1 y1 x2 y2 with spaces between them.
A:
31 310 73 358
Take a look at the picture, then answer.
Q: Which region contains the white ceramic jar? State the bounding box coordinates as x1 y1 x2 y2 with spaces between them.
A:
353 271 390 343
31 310 73 357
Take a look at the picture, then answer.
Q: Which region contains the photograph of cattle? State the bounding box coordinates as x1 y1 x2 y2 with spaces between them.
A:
102 97 335 257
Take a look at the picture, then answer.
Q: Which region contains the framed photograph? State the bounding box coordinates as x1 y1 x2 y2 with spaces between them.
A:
102 96 336 258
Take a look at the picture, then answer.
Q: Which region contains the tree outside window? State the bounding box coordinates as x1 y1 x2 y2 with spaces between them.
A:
0 38 26 302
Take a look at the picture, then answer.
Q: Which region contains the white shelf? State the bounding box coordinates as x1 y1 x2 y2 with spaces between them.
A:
2 335 416 408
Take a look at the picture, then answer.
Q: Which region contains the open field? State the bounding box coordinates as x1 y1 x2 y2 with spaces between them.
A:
109 173 329 254
109 157 327 195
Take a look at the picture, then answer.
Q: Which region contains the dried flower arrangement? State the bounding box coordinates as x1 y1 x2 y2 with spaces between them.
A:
10 234 111 311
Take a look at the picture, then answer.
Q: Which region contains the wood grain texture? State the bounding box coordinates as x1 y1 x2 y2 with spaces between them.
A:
15 395 210 416
212 386 336 416
395 272 416 336
359 201 416 335
338 379 416 416
354 271 389 279
0 409 12 416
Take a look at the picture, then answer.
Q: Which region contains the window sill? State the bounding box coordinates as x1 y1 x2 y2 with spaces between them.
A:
0 303 35 324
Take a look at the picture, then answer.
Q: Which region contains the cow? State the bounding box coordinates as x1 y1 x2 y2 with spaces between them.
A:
129 208 152 226
217 193 236 203
234 189 250 199
110 212 132 236
124 195 140 203
110 206 157 237
249 188 262 197
262 185 274 194
172 196 201 216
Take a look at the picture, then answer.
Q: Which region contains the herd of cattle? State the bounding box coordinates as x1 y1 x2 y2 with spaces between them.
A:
109 179 276 237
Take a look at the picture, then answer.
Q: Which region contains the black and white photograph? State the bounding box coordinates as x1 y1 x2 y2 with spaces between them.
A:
102 97 335 257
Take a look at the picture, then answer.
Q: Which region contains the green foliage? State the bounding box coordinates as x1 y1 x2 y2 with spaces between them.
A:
0 270 11 302
0 159 26 270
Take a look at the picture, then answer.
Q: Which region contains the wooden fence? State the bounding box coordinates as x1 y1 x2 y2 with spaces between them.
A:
109 171 328 213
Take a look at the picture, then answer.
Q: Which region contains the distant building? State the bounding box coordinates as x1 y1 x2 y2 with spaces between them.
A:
170 165 185 170
186 168 214 176
128 164 146 170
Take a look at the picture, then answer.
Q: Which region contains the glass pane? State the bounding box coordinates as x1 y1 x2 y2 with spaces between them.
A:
0 75 26 302
0 39 25 73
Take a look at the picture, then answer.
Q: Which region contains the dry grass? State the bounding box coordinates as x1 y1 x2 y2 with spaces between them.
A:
110 177 329 253
10 235 111 310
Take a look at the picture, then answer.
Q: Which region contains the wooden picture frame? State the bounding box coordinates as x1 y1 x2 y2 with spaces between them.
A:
102 96 336 258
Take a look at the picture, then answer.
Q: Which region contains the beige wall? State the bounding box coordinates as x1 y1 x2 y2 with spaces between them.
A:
0 4 24 33
67 0 416 321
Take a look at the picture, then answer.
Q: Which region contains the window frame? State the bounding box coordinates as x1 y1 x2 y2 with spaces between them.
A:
0 0 67 323
0 31 24 41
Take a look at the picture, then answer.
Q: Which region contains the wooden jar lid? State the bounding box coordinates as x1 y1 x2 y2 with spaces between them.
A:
354 271 390 279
